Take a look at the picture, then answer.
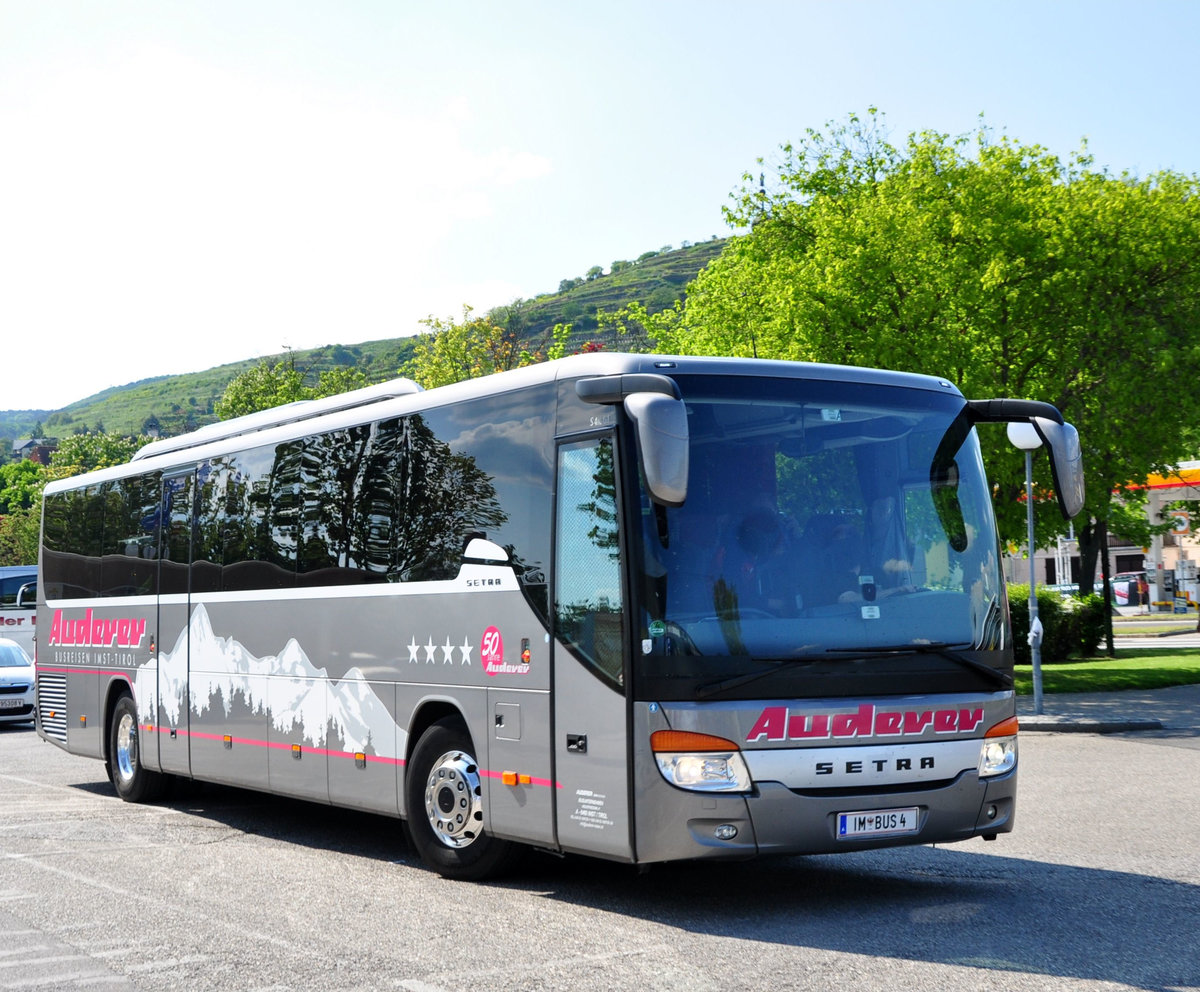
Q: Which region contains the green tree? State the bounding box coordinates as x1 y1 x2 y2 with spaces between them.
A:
402 305 569 389
489 298 529 340
0 460 47 514
216 357 369 419
315 366 369 398
49 432 146 477
0 460 48 566
0 508 39 565
215 359 308 419
646 110 1200 593
0 431 149 566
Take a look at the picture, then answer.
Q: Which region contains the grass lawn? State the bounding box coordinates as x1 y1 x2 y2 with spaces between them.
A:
1112 622 1194 635
1014 649 1200 695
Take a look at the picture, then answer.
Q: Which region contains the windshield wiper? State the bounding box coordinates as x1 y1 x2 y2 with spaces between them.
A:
694 643 1010 700
823 642 1013 689
695 657 821 700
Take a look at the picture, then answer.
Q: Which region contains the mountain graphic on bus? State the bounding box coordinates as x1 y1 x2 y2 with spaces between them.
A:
134 603 405 760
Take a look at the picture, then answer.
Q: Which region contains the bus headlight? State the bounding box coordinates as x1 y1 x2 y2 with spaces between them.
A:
979 716 1018 778
651 730 751 792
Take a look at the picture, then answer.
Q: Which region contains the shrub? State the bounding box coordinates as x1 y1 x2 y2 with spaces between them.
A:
1008 584 1108 663
1073 594 1108 657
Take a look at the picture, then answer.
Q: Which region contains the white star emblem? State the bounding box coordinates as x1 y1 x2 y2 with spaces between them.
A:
441 637 455 664
407 637 420 663
459 637 473 665
424 638 437 663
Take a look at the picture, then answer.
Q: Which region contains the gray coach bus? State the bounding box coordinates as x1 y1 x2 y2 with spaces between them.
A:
35 354 1083 879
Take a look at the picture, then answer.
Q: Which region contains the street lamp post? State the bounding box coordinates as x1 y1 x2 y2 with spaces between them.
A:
1008 422 1045 714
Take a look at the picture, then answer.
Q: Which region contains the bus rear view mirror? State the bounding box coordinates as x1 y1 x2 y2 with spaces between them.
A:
966 399 1086 521
624 392 689 508
17 582 36 609
1030 417 1084 520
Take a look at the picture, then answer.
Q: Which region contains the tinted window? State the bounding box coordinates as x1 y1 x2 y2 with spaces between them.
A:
0 572 36 608
43 477 160 600
41 386 555 620
635 375 1009 699
192 460 225 594
160 473 193 596
299 426 372 582
100 475 160 597
555 437 624 688
343 417 408 579
195 445 298 592
418 388 553 622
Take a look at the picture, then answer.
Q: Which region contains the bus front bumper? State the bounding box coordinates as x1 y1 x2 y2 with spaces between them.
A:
637 768 1015 863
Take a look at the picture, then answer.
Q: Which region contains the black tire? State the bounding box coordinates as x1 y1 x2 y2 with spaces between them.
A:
404 718 521 880
106 694 166 803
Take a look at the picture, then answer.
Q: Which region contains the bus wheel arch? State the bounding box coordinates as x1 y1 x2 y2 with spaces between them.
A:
403 715 520 880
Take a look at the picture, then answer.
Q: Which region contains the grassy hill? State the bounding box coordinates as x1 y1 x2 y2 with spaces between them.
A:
2 239 725 444
37 339 422 440
520 238 724 349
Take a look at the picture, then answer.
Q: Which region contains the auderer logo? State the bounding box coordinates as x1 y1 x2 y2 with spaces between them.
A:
746 703 985 742
47 609 148 649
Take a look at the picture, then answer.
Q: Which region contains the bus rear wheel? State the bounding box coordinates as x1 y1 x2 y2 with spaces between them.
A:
405 718 520 880
107 694 165 803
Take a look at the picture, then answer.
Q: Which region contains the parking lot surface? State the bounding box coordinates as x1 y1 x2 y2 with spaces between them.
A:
2 699 1198 992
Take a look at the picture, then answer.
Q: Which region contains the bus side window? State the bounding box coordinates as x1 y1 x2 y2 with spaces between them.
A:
555 437 624 688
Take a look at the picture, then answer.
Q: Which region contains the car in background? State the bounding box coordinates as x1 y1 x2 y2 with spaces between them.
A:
0 636 35 725
1111 571 1149 607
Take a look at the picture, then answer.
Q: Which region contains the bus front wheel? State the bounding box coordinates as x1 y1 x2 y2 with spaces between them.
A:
405 718 520 880
106 694 165 803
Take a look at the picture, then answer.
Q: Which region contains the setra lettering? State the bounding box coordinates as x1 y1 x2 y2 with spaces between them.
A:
816 756 937 775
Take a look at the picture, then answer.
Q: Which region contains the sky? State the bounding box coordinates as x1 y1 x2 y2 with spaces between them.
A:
3 1 1199 413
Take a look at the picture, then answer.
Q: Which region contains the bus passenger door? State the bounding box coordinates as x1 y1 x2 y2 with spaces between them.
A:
155 470 193 776
552 436 633 860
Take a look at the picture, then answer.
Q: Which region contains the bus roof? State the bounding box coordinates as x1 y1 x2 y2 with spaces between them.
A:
44 353 962 494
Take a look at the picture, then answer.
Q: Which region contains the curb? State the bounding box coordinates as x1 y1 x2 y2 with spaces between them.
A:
1019 716 1164 733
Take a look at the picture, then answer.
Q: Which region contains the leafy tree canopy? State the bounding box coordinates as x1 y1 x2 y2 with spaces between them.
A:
402 306 569 389
0 430 151 565
630 109 1200 589
0 460 46 514
216 357 369 419
0 509 38 565
48 432 147 478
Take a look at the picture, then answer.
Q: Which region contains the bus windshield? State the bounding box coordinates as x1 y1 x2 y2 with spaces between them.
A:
636 374 1008 698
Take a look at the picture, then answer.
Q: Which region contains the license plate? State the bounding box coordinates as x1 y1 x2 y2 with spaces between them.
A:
837 806 920 838
0 698 23 709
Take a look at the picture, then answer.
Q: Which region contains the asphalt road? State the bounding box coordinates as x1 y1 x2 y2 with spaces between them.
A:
2 716 1198 992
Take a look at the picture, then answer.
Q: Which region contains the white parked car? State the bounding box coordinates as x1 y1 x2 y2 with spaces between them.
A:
0 636 35 725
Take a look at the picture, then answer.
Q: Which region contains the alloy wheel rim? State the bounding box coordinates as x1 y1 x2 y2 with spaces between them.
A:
115 711 138 784
423 749 483 848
